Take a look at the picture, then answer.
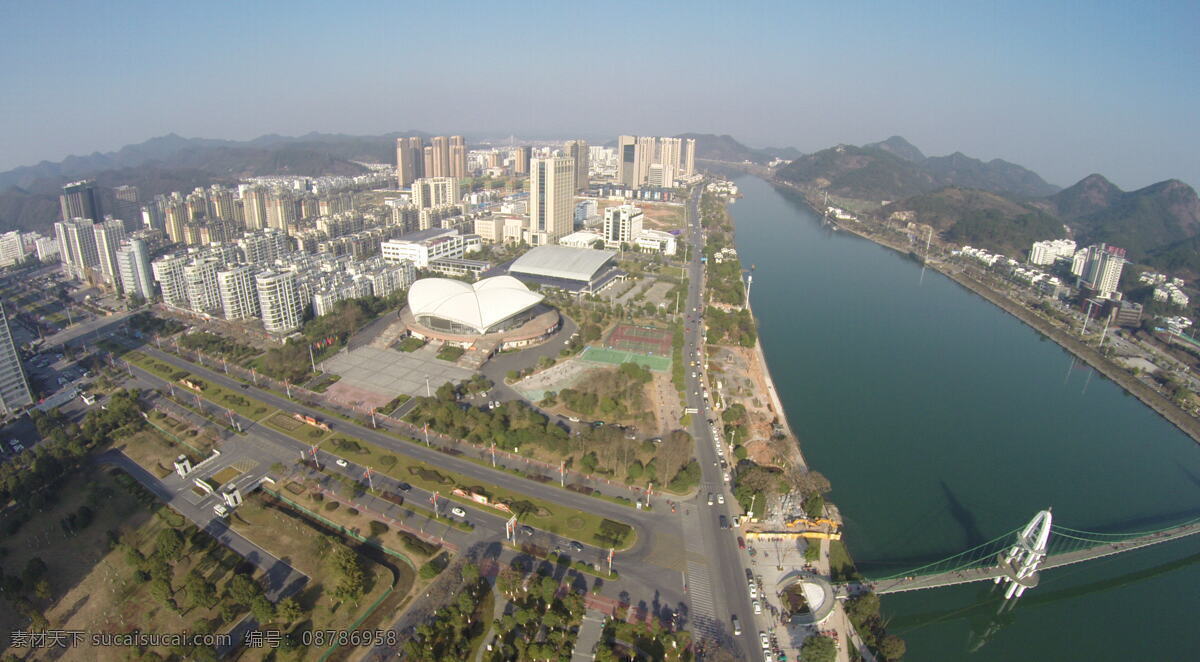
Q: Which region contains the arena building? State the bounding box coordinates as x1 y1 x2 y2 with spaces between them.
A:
401 275 561 361
508 245 621 294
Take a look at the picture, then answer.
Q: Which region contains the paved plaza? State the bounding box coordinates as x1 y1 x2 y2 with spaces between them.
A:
321 344 474 403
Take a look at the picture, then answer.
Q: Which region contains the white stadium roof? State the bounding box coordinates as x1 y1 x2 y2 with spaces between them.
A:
509 245 616 282
408 276 544 335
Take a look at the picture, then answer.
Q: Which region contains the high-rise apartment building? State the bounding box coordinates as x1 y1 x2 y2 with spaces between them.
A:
603 205 644 244
217 265 260 320
411 177 461 209
430 136 451 178
151 254 189 307
564 140 590 191
514 147 531 176
256 270 303 334
60 180 102 222
617 135 637 186
183 258 222 314
634 136 659 187
449 135 467 178
0 302 32 416
113 185 141 225
395 136 424 187
658 137 681 187
241 186 269 230
238 228 291 266
115 238 154 300
529 156 575 243
0 232 26 267
265 189 297 231
93 218 128 286
1078 243 1127 298
164 197 188 243
422 146 435 177
683 138 696 176
54 218 100 280
208 185 238 222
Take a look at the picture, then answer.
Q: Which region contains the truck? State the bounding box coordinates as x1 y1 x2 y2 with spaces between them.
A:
213 504 229 518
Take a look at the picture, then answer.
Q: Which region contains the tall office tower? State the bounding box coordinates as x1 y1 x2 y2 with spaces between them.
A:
0 302 33 416
183 257 222 314
60 180 102 222
208 185 238 221
164 198 188 243
513 146 532 176
449 135 467 178
256 270 303 334
151 254 189 308
683 138 696 176
411 177 461 209
217 265 260 320
1078 243 1127 298
634 136 658 187
54 218 101 280
617 135 637 186
112 185 141 224
395 136 424 187
429 136 451 178
266 189 297 231
564 140 590 191
604 205 645 244
115 238 154 300
241 186 268 230
529 156 575 242
93 218 128 286
658 137 681 186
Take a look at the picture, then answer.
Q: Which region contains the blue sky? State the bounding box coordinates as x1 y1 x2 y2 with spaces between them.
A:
2 0 1197 190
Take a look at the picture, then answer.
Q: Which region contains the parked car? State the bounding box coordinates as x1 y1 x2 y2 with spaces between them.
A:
707 493 714 506
397 482 412 492
450 507 466 518
520 525 535 536
569 540 584 553
335 458 348 468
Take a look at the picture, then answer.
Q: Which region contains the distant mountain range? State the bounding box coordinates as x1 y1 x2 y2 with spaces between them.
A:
676 133 801 164
770 136 1200 276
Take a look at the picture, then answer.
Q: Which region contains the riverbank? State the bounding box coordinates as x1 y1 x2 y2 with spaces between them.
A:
768 177 1200 447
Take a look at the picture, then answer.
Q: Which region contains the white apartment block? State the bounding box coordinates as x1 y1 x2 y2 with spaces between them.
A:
1078 243 1126 298
381 228 481 268
218 265 261 320
0 302 32 416
93 218 127 286
256 270 303 335
115 238 154 299
1028 239 1076 266
603 205 644 244
152 254 190 308
635 228 677 256
0 231 26 267
238 229 291 266
55 218 100 280
35 237 60 263
183 258 222 314
411 177 461 209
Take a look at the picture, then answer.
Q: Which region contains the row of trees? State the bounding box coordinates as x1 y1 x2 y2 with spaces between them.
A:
402 562 491 661
705 305 757 347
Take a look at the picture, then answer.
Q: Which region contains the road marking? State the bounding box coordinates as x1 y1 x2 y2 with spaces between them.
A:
686 559 720 640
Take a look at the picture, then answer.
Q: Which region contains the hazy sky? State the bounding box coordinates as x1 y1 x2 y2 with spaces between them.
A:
2 1 1197 190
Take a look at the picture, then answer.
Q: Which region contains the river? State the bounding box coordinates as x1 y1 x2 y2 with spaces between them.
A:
727 174 1200 660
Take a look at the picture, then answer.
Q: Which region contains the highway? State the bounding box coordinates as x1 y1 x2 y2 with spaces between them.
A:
677 186 759 657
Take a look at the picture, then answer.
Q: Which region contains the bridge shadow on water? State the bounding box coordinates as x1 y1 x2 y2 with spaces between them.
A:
885 552 1200 641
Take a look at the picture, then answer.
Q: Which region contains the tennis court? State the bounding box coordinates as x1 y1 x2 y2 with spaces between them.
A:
580 346 672 372
607 323 673 356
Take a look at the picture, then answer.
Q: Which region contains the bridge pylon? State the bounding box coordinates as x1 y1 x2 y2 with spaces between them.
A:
993 508 1052 599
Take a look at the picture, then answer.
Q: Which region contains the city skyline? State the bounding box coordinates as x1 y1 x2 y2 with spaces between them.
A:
1 2 1197 191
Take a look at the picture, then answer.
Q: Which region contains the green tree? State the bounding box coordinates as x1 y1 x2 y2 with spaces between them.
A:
275 597 303 624
879 635 907 661
250 595 275 624
799 634 837 662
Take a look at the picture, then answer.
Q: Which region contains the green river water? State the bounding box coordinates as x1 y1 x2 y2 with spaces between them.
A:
727 174 1200 660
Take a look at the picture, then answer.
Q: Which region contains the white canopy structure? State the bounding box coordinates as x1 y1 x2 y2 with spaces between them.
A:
408 276 544 335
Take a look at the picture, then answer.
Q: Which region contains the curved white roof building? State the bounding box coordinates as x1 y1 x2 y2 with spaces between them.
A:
408 276 544 335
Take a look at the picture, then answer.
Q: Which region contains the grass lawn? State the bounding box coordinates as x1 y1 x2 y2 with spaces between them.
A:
436 345 465 362
115 428 199 478
396 337 426 352
321 435 635 549
122 350 274 420
261 411 330 443
211 466 242 487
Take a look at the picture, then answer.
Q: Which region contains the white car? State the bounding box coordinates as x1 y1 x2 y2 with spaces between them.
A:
753 599 761 614
749 584 758 599
335 458 348 468
717 494 725 505
450 507 466 518
760 632 770 649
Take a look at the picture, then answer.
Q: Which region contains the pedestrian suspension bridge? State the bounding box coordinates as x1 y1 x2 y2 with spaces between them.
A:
839 510 1200 598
